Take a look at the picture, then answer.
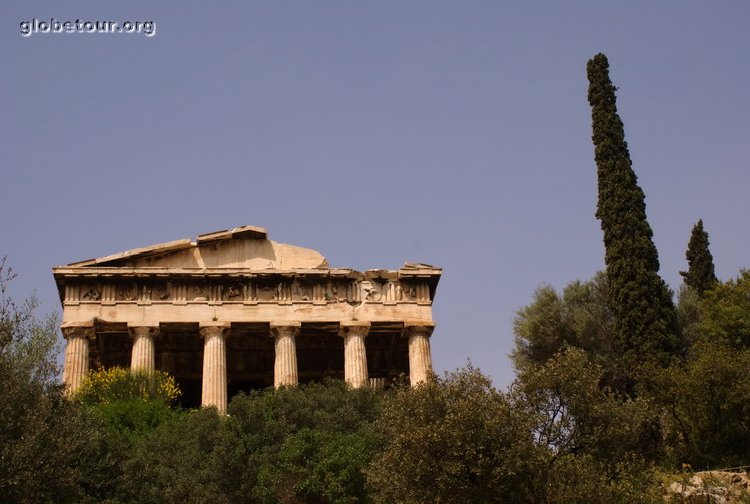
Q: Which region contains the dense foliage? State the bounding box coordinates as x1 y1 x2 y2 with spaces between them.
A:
368 366 540 504
587 53 679 384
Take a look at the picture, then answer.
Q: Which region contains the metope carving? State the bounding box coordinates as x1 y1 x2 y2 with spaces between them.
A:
256 284 276 302
140 285 152 304
155 283 171 301
222 282 243 301
361 281 383 302
328 281 348 303
117 283 136 302
191 283 208 302
82 286 101 301
291 281 312 302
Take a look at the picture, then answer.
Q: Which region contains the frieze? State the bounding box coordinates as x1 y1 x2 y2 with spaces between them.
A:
61 277 433 306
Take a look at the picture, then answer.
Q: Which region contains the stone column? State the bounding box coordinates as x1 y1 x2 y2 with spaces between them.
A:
404 321 435 386
62 324 95 395
129 325 158 372
270 321 300 388
339 321 370 388
200 324 229 414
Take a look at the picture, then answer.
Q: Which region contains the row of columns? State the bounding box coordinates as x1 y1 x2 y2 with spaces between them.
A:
62 320 434 414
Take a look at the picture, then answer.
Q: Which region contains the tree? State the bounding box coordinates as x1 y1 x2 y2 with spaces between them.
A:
586 53 679 383
367 367 541 504
649 271 750 468
274 427 380 504
650 339 750 469
512 272 614 373
516 348 663 468
679 219 718 295
515 348 664 504
675 285 702 351
0 257 58 384
121 408 231 504
0 258 119 503
698 270 750 348
227 380 384 504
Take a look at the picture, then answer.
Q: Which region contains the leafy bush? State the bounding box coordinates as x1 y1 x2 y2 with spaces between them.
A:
368 367 541 504
76 367 181 405
228 380 384 504
120 408 230 504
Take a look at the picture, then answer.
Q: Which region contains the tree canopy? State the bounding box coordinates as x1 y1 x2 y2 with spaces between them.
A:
367 367 541 504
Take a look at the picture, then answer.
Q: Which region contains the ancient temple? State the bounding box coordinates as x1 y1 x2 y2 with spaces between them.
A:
54 225 441 412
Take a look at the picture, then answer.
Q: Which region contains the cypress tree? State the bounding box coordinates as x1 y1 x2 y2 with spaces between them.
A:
586 53 679 380
679 219 717 295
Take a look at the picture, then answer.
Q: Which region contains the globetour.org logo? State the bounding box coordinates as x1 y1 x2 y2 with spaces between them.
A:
20 18 155 37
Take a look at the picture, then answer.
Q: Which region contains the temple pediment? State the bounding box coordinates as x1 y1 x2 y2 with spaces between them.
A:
65 225 329 270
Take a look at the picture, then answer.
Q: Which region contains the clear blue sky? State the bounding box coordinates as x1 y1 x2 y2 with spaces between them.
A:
2 1 748 387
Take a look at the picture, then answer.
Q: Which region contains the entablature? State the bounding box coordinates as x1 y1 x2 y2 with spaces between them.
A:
53 266 441 308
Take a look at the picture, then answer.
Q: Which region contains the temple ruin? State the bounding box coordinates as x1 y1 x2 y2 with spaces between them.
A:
54 225 441 411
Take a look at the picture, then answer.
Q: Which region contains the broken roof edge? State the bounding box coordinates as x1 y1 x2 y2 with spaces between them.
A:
402 262 440 270
65 238 194 267
196 225 268 244
63 225 269 267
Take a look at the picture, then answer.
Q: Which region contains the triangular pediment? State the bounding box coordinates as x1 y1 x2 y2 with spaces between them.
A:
65 225 328 270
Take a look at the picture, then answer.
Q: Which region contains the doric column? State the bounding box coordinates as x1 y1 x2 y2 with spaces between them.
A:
270 321 300 388
200 324 229 414
339 321 370 388
61 324 95 395
129 325 158 372
404 321 435 386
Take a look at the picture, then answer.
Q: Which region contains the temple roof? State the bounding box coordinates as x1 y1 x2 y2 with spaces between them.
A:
54 225 442 276
61 225 329 270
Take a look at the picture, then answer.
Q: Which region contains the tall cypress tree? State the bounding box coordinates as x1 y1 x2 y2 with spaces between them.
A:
680 219 717 295
586 54 678 379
